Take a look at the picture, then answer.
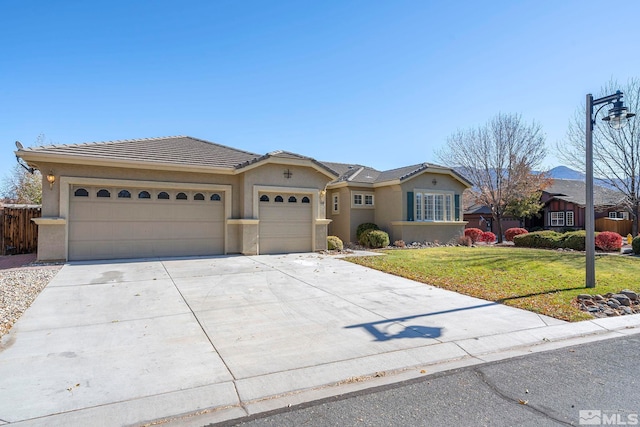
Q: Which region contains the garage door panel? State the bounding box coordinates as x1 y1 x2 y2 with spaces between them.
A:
69 186 225 261
259 193 313 255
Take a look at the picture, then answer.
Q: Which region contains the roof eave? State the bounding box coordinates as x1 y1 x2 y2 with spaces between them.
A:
16 150 236 175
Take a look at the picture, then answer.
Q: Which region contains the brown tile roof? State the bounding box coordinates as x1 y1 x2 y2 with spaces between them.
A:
22 136 259 169
545 179 624 206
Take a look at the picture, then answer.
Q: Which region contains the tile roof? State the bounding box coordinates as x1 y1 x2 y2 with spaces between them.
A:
21 136 259 169
545 179 624 206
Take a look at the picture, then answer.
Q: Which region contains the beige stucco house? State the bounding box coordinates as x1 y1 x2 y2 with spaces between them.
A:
16 136 471 261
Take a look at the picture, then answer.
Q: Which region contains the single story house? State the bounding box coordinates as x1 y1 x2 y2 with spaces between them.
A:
463 204 520 234
525 178 629 231
16 136 471 261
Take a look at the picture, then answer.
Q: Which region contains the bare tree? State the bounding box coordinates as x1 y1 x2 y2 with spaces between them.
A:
438 113 548 242
558 78 640 235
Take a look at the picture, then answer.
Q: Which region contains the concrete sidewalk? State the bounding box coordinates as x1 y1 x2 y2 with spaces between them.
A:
0 253 638 427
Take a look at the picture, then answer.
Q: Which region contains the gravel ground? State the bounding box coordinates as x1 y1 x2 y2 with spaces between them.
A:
0 267 61 337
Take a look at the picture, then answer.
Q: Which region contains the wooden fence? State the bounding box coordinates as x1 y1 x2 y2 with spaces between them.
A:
595 217 633 237
1 206 41 255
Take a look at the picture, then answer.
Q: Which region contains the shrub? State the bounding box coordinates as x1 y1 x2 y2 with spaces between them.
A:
480 231 496 243
561 230 586 251
464 228 484 244
633 236 640 255
360 229 390 248
356 223 379 241
513 230 563 249
457 235 473 246
327 235 343 251
595 231 623 252
505 228 528 242
393 240 406 248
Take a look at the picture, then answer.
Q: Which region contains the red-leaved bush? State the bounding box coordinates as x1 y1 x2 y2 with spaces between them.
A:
464 228 484 243
595 231 623 251
505 228 528 242
480 231 496 243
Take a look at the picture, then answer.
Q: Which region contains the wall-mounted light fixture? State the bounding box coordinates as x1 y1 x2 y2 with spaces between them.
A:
46 172 56 189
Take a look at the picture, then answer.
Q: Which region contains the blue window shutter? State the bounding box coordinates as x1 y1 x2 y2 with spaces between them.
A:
454 194 460 221
407 192 414 221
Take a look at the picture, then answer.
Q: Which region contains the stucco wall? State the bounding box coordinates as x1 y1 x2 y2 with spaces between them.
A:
327 188 351 242
241 163 332 219
36 162 241 218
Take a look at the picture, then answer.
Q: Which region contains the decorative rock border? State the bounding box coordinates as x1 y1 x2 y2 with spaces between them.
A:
576 290 640 318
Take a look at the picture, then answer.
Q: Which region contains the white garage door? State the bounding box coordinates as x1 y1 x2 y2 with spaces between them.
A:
68 185 225 261
259 193 313 254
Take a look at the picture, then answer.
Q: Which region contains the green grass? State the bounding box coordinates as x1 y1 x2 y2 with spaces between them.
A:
346 246 640 322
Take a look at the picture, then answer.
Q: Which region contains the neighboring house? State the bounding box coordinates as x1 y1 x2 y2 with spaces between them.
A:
525 179 628 231
463 204 520 234
16 136 471 262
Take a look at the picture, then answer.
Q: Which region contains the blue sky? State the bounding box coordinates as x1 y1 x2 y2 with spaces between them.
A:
2 0 640 176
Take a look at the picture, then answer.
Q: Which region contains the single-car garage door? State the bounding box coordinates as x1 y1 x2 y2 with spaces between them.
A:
68 185 225 260
259 192 312 254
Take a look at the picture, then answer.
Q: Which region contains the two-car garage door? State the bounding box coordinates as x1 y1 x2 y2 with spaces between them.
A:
68 185 225 261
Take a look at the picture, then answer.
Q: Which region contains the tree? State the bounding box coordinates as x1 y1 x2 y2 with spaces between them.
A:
438 113 549 242
2 165 42 204
558 78 640 235
1 134 48 205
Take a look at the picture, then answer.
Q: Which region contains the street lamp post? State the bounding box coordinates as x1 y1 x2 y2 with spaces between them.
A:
585 90 635 288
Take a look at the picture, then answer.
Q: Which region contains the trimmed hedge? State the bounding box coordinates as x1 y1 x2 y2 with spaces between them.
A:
633 236 640 255
513 230 564 249
595 231 623 252
464 228 484 244
505 228 528 242
327 235 344 251
359 229 390 248
480 231 496 243
356 223 379 241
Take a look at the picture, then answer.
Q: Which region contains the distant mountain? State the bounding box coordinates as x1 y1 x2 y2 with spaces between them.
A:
545 166 585 180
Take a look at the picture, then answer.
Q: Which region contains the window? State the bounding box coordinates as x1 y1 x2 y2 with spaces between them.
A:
566 211 574 227
176 192 188 200
118 190 131 199
550 211 565 227
302 196 310 204
211 193 221 201
158 191 170 200
425 194 434 220
74 188 89 197
353 194 362 205
260 195 269 202
332 194 339 213
138 191 151 199
352 192 374 208
414 191 455 222
194 193 205 201
288 196 297 203
275 195 284 203
445 194 452 221
364 194 374 206
97 189 111 198
609 212 618 219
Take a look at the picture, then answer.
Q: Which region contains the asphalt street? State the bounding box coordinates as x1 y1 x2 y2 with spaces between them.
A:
219 333 640 427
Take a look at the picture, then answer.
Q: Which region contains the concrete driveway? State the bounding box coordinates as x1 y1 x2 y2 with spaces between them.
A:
1 252 636 426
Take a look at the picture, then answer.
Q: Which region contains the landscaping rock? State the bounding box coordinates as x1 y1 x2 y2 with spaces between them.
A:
607 300 620 309
612 294 632 306
620 290 638 301
576 290 640 318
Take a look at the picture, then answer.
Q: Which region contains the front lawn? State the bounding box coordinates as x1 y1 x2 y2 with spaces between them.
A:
346 247 640 322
